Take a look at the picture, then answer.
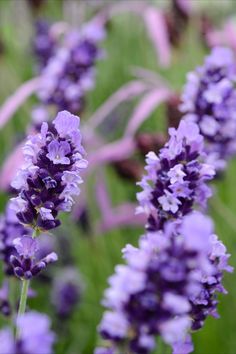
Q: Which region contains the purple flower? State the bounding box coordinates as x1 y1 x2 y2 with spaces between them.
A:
180 47 236 171
137 120 215 231
0 311 55 354
53 110 80 137
10 111 87 231
33 20 56 71
37 21 105 114
158 189 181 213
97 212 230 354
100 311 129 340
172 335 194 354
51 267 82 318
0 328 14 354
14 236 38 258
17 311 55 354
10 236 57 280
0 201 32 275
46 140 71 165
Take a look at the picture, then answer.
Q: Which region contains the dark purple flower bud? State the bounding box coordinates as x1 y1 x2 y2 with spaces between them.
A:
0 202 32 275
10 236 58 280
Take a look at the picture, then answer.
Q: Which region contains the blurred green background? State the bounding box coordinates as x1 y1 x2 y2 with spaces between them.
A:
0 1 236 353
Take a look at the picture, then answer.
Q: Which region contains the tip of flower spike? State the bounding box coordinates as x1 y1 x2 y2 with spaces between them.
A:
53 110 80 136
206 46 234 68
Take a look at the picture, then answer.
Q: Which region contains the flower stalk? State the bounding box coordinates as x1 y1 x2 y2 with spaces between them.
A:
16 279 29 338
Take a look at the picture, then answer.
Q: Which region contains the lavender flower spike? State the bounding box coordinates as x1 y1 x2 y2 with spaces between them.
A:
10 110 88 232
0 311 55 354
97 212 231 354
137 120 215 231
38 20 105 114
180 47 236 171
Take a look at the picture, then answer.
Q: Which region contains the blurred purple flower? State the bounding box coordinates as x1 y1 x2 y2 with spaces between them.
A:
37 20 105 114
0 328 14 354
0 311 55 354
181 47 236 171
0 202 32 275
51 267 82 318
33 20 56 71
0 281 11 317
172 335 194 354
97 212 230 353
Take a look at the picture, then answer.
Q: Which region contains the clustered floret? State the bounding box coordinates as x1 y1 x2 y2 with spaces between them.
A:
10 236 58 280
137 120 215 230
0 202 31 275
180 46 236 171
10 110 88 232
97 212 232 354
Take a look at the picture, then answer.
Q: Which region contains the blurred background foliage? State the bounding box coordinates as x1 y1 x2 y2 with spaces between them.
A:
0 1 236 353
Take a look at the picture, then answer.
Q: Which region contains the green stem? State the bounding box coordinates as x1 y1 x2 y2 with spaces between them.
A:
16 279 29 338
15 228 40 338
9 278 16 331
32 228 40 239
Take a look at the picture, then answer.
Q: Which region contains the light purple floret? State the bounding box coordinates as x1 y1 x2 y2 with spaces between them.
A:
17 311 55 354
10 236 58 280
181 46 236 171
0 311 55 354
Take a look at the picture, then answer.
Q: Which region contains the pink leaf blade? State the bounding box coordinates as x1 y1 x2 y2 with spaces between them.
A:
89 137 136 170
125 88 171 137
143 7 171 68
87 80 150 130
97 202 146 234
0 78 41 130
